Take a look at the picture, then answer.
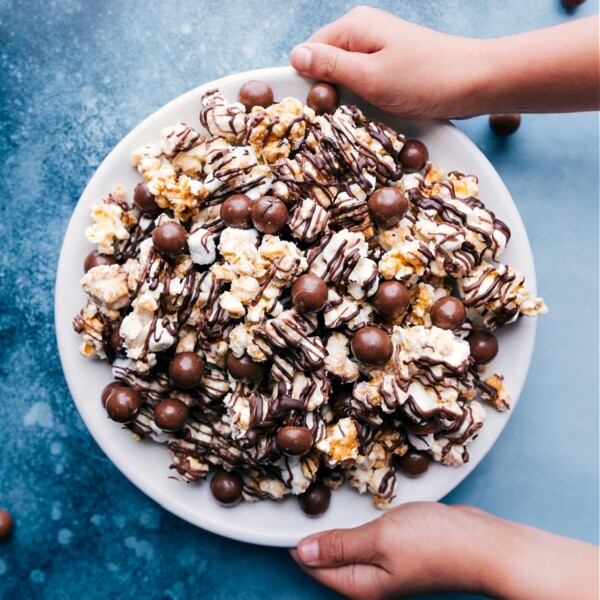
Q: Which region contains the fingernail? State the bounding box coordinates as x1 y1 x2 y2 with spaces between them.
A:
292 45 312 72
297 537 319 564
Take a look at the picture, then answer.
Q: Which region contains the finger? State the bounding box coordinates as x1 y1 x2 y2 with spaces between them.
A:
290 43 373 92
293 520 385 568
307 7 386 53
291 557 387 600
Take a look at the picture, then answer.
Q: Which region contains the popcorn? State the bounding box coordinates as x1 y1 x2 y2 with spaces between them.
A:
481 374 510 411
203 144 272 200
308 230 368 284
378 239 432 282
245 97 313 163
458 262 548 329
346 428 407 508
160 121 201 160
278 454 320 495
81 264 131 311
216 228 260 279
289 199 330 243
75 86 547 514
229 323 267 362
316 418 361 467
199 89 246 143
187 227 216 265
73 301 107 359
348 257 379 300
323 289 373 331
85 188 136 256
429 401 485 466
325 333 359 382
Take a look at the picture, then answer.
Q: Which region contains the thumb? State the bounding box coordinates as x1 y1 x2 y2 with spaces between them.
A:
293 520 384 568
290 42 371 90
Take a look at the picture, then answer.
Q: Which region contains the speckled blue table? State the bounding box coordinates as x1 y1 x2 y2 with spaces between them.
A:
1 0 598 598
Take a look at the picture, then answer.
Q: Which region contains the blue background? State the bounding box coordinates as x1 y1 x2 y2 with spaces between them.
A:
0 0 598 598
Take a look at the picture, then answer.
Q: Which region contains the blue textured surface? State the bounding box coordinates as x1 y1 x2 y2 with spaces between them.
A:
0 1 598 599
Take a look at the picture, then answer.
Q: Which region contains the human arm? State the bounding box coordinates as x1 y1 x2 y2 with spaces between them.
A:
290 6 600 119
290 502 599 599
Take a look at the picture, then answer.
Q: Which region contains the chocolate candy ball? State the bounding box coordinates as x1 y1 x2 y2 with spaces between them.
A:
169 352 205 390
105 387 141 423
399 139 429 172
467 330 499 365
398 450 431 477
210 470 244 506
402 418 440 435
238 80 274 112
133 181 160 215
152 221 187 256
109 327 125 357
101 382 122 407
84 250 115 272
0 510 14 540
351 326 393 366
298 482 331 517
561 0 585 6
431 296 466 331
331 386 354 419
227 353 267 383
276 426 314 456
367 187 409 228
372 281 410 320
489 114 521 136
307 82 339 116
154 398 189 432
291 274 328 313
220 194 253 229
251 196 288 234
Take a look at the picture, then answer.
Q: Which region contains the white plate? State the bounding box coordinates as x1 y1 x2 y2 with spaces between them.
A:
55 66 538 547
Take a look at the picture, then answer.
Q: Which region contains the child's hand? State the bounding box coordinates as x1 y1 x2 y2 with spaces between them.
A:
290 6 478 120
290 501 598 600
290 7 599 119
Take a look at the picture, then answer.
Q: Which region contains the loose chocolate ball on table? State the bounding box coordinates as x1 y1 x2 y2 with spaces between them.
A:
238 80 274 112
489 114 521 136
276 426 314 457
351 326 394 366
251 196 288 234
398 450 431 477
399 139 429 172
152 221 187 256
101 382 123 407
367 187 409 228
291 274 328 313
105 387 141 423
220 194 253 229
307 82 339 115
133 181 161 215
561 0 585 6
169 352 205 390
154 398 189 432
298 482 331 517
210 470 244 506
467 330 499 365
372 280 410 320
431 296 466 331
84 250 115 272
0 510 13 541
227 353 267 383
